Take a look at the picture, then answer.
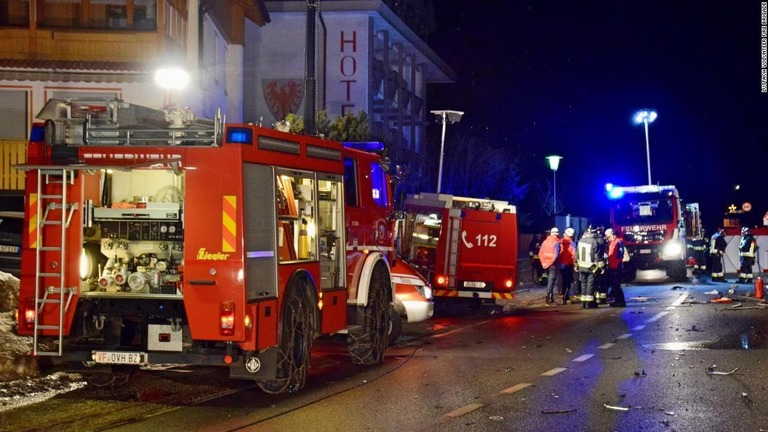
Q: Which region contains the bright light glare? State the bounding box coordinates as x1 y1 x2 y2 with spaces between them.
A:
663 241 683 259
546 155 562 171
154 67 190 91
634 110 658 124
608 187 624 199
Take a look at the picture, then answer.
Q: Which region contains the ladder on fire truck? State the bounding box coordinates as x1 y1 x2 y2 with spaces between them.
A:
31 167 78 356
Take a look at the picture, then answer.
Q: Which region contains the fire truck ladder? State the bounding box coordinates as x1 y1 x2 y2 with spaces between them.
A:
444 211 460 289
32 167 78 356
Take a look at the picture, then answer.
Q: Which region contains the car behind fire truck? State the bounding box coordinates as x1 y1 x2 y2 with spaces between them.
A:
399 193 518 312
606 184 689 282
15 98 431 394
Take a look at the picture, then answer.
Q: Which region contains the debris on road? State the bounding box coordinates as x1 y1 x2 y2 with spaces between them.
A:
704 290 719 295
634 370 647 377
706 367 739 375
671 286 685 290
604 403 630 411
541 408 576 415
711 297 733 303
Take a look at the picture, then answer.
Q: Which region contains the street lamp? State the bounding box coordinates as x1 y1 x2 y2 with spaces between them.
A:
546 155 562 215
633 110 657 185
431 110 464 194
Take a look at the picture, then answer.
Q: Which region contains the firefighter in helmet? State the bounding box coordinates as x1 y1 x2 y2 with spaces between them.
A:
594 225 608 304
690 230 709 276
538 227 561 304
738 227 758 283
709 227 727 282
559 227 577 304
577 225 602 309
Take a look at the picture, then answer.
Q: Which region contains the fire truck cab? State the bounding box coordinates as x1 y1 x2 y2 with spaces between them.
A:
606 184 689 282
15 98 418 393
400 193 518 311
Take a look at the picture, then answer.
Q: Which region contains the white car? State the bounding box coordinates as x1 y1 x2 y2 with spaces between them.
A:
389 260 434 343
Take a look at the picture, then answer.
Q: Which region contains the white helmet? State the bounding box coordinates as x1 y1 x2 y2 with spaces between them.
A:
564 227 575 237
604 228 615 238
550 227 559 235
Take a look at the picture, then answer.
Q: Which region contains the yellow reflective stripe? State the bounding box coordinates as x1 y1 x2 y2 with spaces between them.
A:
222 196 236 252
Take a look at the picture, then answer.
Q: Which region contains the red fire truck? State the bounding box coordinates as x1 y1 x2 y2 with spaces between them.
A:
15 98 429 394
399 193 518 311
606 184 689 282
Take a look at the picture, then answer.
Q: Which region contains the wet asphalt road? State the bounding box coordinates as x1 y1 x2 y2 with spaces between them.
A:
5 271 768 431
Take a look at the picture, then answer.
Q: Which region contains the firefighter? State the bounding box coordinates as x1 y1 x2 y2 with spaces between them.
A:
577 226 601 309
528 233 546 285
538 227 561 305
560 227 577 304
594 225 608 304
690 231 709 275
604 228 626 307
709 227 727 282
738 227 758 283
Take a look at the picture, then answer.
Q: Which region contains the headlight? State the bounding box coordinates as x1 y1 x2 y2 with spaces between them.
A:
417 285 433 300
662 241 683 260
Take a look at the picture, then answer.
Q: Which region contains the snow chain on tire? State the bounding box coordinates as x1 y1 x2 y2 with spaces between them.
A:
348 261 390 365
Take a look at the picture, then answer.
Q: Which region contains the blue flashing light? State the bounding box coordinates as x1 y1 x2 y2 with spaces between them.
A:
343 141 385 152
226 127 253 144
608 187 624 199
605 183 614 192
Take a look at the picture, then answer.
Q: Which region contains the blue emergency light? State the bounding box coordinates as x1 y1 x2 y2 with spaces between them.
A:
605 183 624 199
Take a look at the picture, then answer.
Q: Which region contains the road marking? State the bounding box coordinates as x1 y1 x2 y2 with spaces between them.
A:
432 320 492 339
646 311 668 323
632 325 646 331
672 293 689 307
445 402 484 418
598 343 615 350
500 383 531 394
541 367 567 376
573 354 594 362
617 333 632 340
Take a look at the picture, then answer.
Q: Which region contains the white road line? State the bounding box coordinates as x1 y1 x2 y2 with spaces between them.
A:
671 293 689 307
598 343 615 350
500 383 532 394
632 325 646 331
646 311 668 323
573 354 594 362
617 333 632 340
445 402 485 418
541 367 568 376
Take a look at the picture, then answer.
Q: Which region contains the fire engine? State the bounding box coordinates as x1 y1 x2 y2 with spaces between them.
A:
15 98 430 394
399 193 518 311
606 184 689 282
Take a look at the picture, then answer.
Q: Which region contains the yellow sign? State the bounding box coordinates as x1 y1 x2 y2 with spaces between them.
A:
196 248 230 261
728 204 737 213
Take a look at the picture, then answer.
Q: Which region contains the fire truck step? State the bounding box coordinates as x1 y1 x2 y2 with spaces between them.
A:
37 298 61 304
34 351 62 356
41 220 63 226
39 246 62 251
41 194 63 199
39 272 62 277
37 325 61 330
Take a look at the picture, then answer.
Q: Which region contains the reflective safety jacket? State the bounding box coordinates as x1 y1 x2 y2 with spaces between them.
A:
577 233 600 273
607 237 625 269
739 234 757 258
560 236 576 267
710 232 727 255
538 234 561 269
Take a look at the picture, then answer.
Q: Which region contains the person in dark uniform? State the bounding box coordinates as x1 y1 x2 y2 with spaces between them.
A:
738 227 758 284
690 231 709 276
709 227 727 282
577 226 602 309
528 233 545 285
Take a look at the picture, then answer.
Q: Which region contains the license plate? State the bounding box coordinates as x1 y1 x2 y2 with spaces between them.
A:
92 351 147 365
464 281 486 288
639 249 652 254
0 245 20 254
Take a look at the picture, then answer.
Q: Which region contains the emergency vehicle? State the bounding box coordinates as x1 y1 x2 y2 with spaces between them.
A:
606 184 688 282
399 193 518 311
15 98 430 394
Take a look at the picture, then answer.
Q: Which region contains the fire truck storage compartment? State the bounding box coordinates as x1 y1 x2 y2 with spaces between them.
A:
85 168 184 297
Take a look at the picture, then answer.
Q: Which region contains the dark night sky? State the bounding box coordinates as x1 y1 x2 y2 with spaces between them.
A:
426 1 768 232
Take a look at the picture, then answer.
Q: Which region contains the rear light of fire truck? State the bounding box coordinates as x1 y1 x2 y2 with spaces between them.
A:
504 279 514 289
436 275 449 286
18 300 35 329
220 301 235 336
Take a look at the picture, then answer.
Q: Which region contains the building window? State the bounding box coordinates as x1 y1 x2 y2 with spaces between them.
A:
0 0 30 26
0 90 28 140
35 0 156 30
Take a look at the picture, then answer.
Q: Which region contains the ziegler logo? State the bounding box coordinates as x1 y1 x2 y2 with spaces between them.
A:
196 248 230 261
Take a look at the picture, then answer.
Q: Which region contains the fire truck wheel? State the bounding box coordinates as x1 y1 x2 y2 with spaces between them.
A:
257 283 314 394
387 307 402 345
349 261 390 365
668 263 688 282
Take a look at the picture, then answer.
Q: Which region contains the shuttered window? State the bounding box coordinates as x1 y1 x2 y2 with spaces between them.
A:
0 90 28 139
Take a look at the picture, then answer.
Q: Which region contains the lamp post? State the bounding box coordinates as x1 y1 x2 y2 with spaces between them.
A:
546 155 562 215
633 110 657 185
431 110 464 194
